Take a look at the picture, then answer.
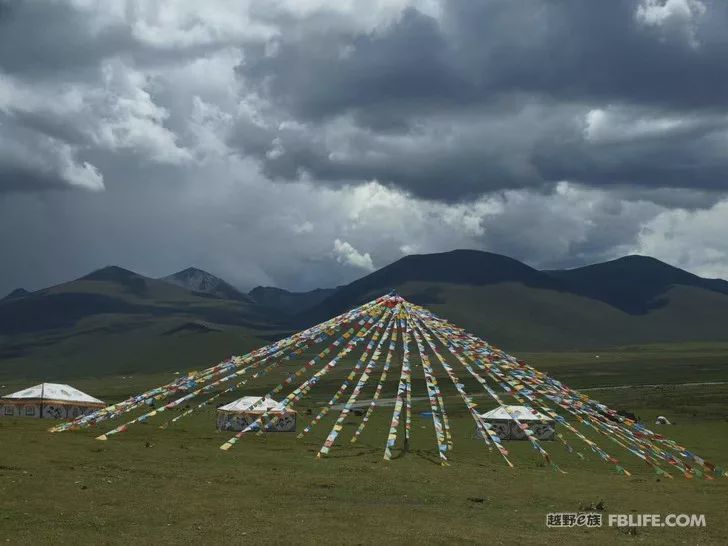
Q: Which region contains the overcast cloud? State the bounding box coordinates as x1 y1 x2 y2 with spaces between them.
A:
2 0 728 295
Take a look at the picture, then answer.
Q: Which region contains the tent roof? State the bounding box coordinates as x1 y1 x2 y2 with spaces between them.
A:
1 383 105 405
218 396 290 413
479 405 552 422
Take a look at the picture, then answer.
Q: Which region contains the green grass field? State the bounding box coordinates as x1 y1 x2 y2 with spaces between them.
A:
522 342 728 388
2 345 728 545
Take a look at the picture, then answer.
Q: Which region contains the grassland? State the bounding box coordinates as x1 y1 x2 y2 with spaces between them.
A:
521 341 728 388
2 342 728 545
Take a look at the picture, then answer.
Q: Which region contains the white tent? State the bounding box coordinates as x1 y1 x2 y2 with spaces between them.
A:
216 396 297 432
478 405 555 441
0 383 105 420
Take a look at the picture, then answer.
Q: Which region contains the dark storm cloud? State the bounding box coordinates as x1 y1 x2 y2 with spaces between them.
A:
239 8 462 124
234 0 728 200
241 1 728 116
0 1 131 77
442 1 728 109
0 1 247 78
2 0 728 297
0 163 66 193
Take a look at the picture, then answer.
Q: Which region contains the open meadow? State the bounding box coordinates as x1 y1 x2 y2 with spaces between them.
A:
1 344 727 545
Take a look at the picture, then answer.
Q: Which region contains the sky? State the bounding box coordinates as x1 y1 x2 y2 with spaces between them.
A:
2 0 728 295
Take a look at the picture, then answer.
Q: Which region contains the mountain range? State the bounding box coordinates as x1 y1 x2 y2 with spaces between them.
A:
299 250 728 349
3 249 728 377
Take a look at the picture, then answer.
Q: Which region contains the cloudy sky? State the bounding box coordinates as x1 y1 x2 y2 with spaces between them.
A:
2 0 728 295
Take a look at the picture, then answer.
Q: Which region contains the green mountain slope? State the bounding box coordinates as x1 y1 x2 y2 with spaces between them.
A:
4 251 728 379
300 249 566 321
301 250 728 351
396 282 728 350
0 265 276 335
547 255 728 314
0 266 283 379
0 313 268 379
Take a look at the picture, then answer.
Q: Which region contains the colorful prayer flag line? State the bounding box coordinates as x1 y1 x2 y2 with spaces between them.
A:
50 292 726 479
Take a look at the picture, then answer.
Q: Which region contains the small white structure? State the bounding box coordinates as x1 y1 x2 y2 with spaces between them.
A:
478 405 555 441
655 415 671 425
0 383 105 420
216 396 297 432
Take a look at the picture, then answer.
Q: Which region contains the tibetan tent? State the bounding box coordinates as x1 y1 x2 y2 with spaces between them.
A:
479 405 555 441
216 396 297 432
0 383 105 420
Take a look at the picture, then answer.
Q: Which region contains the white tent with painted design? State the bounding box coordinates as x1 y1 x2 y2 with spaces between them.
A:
478 405 555 441
0 383 105 419
216 396 297 432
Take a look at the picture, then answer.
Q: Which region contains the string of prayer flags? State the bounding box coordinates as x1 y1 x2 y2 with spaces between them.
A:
300 307 395 439
317 312 398 456
408 310 449 465
351 315 400 444
53 297 381 433
95 297 378 440
220 303 390 450
411 314 513 466
50 291 725 480
383 307 412 460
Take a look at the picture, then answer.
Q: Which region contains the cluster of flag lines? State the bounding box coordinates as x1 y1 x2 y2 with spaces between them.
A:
50 293 726 479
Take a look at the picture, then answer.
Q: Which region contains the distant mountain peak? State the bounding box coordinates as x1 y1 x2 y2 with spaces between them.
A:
299 248 562 324
163 267 224 290
161 267 250 302
619 254 660 261
558 254 700 282
547 254 728 314
1 287 30 301
174 266 209 276
603 254 682 269
80 265 142 282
